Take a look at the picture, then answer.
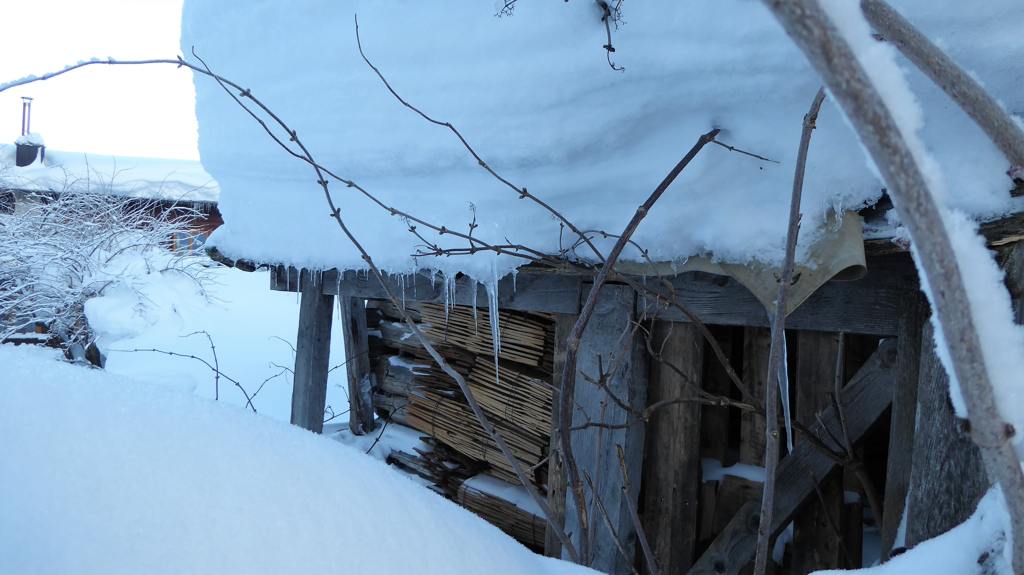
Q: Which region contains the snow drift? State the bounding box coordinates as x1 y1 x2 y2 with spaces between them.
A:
0 345 590 575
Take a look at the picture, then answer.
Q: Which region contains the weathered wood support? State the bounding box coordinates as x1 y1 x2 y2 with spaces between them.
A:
904 323 989 548
641 321 704 573
340 296 375 435
691 339 897 575
565 284 647 574
545 313 576 558
879 294 925 558
291 270 335 434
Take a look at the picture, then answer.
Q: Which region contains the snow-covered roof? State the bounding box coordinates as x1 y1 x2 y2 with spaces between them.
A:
182 0 1023 281
0 144 219 203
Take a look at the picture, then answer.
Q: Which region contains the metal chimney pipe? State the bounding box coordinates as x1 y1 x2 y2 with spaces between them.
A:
21 97 32 136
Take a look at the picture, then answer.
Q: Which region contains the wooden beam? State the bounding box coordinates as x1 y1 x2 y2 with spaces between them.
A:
340 297 375 435
545 313 576 558
879 294 925 558
641 321 704 573
272 254 917 336
272 266 583 315
291 270 335 434
792 331 844 573
565 284 647 574
643 254 916 335
904 323 989 549
691 339 897 575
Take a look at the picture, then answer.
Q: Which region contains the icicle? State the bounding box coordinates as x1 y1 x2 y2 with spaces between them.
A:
470 278 479 335
399 273 406 309
336 273 343 320
486 266 502 390
778 330 794 454
830 196 844 232
443 273 453 324
511 268 518 293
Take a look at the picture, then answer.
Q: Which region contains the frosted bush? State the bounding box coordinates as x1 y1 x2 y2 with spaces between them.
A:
0 181 211 355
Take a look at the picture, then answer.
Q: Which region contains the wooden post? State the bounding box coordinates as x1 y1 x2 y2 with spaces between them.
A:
904 322 989 548
879 294 925 558
740 327 771 466
340 296 375 435
545 313 577 558
291 269 335 434
565 284 647 574
641 321 704 573
792 331 844 573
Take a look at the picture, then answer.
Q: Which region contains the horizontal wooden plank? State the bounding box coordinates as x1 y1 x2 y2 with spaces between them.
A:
640 254 917 335
273 254 917 335
271 266 582 315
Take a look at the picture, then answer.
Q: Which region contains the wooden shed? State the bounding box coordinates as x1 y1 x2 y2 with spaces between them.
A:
267 210 1024 575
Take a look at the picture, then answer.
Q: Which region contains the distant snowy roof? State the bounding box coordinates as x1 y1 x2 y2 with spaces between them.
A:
0 144 218 203
182 0 1023 281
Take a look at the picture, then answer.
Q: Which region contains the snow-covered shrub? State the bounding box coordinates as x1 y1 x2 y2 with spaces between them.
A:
0 184 211 355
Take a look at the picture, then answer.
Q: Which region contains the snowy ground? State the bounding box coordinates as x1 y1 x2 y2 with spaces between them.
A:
0 344 592 574
86 263 348 424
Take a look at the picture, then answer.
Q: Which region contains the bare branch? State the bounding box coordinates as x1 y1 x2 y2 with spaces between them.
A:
354 15 607 263
753 86 826 575
559 128 719 562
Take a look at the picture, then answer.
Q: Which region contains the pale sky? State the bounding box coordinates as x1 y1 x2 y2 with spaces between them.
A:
0 0 199 160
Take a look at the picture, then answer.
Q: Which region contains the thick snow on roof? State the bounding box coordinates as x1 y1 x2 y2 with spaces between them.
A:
0 344 591 574
0 144 218 203
183 0 1023 280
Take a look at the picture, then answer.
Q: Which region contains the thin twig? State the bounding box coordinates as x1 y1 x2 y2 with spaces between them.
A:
753 86 826 575
711 139 782 164
617 444 660 575
354 15 607 263
583 471 640 575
